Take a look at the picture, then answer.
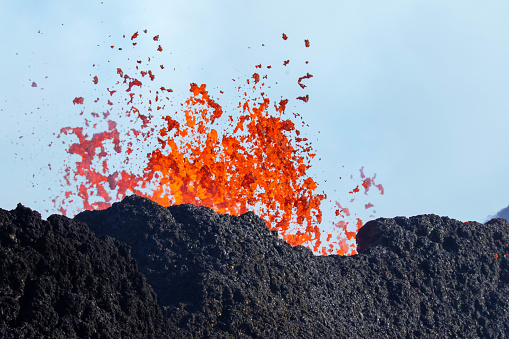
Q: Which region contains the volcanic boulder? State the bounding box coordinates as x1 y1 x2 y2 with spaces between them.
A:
0 203 182 338
75 195 509 338
76 196 322 338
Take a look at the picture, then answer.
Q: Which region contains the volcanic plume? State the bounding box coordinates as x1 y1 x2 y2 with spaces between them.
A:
49 31 384 255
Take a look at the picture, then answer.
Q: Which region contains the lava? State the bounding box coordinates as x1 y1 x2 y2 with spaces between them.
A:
50 32 384 255
73 97 84 105
297 73 313 89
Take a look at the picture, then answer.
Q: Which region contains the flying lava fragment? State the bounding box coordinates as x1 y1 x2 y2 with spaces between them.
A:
73 97 84 105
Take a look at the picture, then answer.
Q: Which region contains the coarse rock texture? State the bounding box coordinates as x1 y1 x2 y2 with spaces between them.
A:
1 194 508 338
0 203 182 338
73 195 509 338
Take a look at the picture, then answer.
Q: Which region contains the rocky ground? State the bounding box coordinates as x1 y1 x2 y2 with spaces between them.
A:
1 195 508 338
0 201 184 338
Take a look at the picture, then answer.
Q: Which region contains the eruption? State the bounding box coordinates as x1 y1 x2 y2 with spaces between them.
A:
49 31 383 255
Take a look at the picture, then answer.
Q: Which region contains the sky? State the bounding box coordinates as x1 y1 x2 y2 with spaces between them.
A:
1 0 509 231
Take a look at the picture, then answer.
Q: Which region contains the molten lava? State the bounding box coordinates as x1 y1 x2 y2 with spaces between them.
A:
51 31 383 255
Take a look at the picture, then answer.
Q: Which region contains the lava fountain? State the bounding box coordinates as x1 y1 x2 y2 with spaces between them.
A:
50 31 383 255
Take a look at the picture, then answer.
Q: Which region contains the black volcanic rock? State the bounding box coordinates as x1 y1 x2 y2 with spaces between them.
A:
1 194 508 338
0 203 182 338
73 195 509 338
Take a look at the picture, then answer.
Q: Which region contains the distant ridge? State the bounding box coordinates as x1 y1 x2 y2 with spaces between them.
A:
486 204 509 223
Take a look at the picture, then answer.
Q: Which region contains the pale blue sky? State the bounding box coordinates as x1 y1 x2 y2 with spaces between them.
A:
1 0 509 231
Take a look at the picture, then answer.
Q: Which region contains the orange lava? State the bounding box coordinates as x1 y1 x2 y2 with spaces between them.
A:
296 95 309 103
142 82 326 250
51 31 384 256
298 73 313 89
73 97 84 105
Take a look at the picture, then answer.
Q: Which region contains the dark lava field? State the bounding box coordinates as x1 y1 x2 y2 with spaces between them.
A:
1 195 508 338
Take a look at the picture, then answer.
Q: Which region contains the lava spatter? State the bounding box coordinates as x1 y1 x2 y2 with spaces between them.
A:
73 97 84 105
50 31 383 255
